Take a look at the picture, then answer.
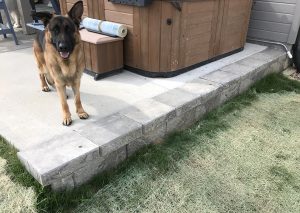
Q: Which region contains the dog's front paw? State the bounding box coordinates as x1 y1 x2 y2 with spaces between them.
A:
62 116 72 126
42 86 51 92
78 111 89 120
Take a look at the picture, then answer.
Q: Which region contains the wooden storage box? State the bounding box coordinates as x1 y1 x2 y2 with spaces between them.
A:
61 0 253 77
79 29 123 80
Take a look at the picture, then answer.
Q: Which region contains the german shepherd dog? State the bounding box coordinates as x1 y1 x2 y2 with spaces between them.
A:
33 1 88 126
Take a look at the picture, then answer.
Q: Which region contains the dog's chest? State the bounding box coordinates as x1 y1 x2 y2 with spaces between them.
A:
45 42 84 84
58 62 80 83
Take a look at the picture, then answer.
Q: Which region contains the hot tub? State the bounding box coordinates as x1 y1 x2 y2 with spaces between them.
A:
60 0 253 77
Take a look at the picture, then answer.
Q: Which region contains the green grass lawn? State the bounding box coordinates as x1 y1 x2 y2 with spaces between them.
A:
1 73 300 213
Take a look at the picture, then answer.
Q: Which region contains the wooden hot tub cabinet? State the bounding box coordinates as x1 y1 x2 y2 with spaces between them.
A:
60 0 253 77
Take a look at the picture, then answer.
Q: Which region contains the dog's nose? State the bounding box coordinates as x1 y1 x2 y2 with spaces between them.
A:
58 42 68 52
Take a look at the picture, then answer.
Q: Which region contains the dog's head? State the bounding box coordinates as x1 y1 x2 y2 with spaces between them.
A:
33 1 83 60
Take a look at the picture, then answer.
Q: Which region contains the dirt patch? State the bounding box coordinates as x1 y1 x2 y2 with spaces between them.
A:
283 67 300 81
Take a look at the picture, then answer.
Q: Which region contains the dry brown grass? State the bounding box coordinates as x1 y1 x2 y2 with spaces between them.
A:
0 158 37 212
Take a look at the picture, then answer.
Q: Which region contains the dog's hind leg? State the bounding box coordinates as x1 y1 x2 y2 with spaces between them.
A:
33 40 51 92
39 73 51 92
38 68 50 92
45 72 55 87
34 57 50 92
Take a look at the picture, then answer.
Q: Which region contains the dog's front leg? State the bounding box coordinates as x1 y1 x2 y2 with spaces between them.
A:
72 81 89 120
56 85 72 126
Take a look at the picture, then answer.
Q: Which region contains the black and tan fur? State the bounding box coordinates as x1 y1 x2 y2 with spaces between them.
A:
33 1 88 126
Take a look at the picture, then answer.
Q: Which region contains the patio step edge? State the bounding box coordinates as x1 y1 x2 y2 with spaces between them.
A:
17 47 290 191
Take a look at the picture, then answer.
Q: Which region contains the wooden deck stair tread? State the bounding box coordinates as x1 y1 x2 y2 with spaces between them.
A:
79 29 123 44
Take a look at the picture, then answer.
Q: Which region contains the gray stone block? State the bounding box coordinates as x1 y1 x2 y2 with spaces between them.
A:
195 104 207 121
18 132 100 186
258 56 285 78
236 56 278 84
143 122 167 143
167 110 194 133
127 138 151 157
200 70 240 85
77 113 142 156
236 57 268 71
51 175 75 191
204 92 222 113
220 63 257 94
201 70 241 105
120 99 176 143
219 80 241 104
236 50 287 94
239 74 255 94
282 56 291 70
90 113 142 138
269 60 283 75
153 88 201 116
220 63 254 77
278 54 288 67
43 147 101 186
121 98 175 135
166 104 206 133
179 78 221 103
72 146 127 187
250 48 284 63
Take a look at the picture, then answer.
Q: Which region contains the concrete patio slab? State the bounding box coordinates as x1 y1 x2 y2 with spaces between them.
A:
0 43 290 190
0 28 35 53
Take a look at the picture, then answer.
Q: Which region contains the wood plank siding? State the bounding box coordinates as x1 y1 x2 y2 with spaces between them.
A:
247 0 300 44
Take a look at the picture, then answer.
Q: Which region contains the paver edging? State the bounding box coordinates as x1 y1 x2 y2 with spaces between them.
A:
17 47 290 190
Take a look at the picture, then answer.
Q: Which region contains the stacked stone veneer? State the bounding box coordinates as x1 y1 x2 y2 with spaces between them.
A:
18 48 290 190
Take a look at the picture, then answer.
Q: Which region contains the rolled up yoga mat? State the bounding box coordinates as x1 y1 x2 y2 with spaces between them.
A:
82 17 127 38
82 17 102 32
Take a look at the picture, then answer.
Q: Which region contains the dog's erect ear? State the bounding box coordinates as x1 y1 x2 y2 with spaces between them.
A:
31 11 53 27
68 1 84 28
